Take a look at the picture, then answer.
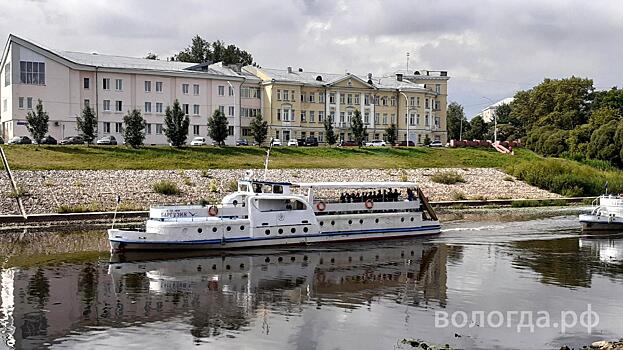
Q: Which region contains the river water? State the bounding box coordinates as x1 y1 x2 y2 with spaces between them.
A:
1 210 622 349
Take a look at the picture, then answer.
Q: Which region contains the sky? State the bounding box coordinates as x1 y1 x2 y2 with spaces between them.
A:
1 0 622 118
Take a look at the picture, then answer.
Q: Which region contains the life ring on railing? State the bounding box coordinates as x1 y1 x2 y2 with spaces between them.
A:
316 201 326 212
365 199 374 209
208 206 219 216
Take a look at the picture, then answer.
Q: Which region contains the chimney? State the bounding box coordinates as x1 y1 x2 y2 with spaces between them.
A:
396 73 403 82
287 66 292 73
298 68 303 72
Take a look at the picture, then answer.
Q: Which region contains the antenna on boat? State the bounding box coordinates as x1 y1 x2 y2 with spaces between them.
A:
111 195 121 230
263 138 274 180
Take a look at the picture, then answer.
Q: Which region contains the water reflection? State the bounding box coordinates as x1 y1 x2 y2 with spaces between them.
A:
0 240 447 349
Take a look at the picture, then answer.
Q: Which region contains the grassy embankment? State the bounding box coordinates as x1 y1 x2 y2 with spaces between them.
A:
3 145 623 197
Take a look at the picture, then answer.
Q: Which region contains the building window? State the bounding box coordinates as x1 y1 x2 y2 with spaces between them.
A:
364 94 370 105
301 111 306 122
329 93 335 104
277 109 281 121
410 113 416 126
18 97 24 109
155 81 163 92
115 122 123 133
103 122 111 133
103 78 110 90
19 61 45 85
27 97 33 109
103 100 111 111
144 102 152 113
417 97 420 106
391 114 396 124
425 98 429 109
435 116 440 128
242 128 250 136
84 99 90 108
182 84 189 94
277 89 281 100
300 92 306 102
4 63 10 86
193 104 200 115
364 112 370 124
355 94 360 105
339 93 345 104
218 85 225 96
156 102 163 113
146 123 152 134
435 84 441 93
193 84 200 95
347 94 352 105
291 90 295 101
228 86 234 96
83 77 90 89
310 111 315 123
115 79 123 91
382 96 388 106
115 100 123 112
145 81 151 92
228 126 234 136
182 103 189 115
241 87 250 98
410 97 415 106
425 113 430 126
193 125 200 135
156 124 163 134
318 132 324 142
283 90 289 101
2 99 6 112
417 114 420 125
340 112 345 123
319 93 325 103
318 111 324 122
309 92 315 103
374 113 379 124
228 106 234 116
391 96 396 106
219 105 225 114
383 114 388 125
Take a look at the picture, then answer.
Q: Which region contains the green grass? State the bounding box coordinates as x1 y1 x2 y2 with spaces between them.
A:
430 171 465 185
511 199 568 208
1 145 535 170
152 180 181 196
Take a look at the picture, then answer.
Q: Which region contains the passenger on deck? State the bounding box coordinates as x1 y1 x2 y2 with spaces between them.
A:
340 193 346 203
394 189 400 201
377 190 383 202
382 189 387 202
407 188 415 201
361 192 367 202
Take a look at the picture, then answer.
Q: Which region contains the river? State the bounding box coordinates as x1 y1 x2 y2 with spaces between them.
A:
0 209 622 349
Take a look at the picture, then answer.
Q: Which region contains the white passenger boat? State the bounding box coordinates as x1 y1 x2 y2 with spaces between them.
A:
579 194 623 231
108 179 441 251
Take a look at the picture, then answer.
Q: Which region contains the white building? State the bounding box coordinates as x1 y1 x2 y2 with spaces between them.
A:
479 97 514 123
0 35 261 145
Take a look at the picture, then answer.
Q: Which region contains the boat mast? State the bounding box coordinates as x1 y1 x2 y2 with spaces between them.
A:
263 138 274 180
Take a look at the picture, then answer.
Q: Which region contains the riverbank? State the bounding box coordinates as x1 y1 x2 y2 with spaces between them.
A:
0 168 561 215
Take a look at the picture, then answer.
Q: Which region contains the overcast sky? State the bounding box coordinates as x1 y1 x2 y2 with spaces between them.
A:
1 0 622 117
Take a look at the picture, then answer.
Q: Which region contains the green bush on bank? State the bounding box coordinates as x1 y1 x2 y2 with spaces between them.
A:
152 180 181 196
505 157 623 197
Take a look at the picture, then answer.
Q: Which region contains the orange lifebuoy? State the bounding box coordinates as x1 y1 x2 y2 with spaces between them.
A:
316 201 326 211
365 199 374 209
208 206 219 216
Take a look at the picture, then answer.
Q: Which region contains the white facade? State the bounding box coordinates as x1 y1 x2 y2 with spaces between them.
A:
0 35 261 145
480 97 514 123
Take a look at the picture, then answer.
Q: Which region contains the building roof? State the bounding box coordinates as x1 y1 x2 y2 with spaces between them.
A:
251 67 430 92
482 97 514 111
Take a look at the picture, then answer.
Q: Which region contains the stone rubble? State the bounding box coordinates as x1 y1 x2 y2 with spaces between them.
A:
0 168 560 215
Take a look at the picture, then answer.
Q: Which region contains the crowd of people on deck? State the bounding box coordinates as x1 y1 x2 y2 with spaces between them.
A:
339 188 417 203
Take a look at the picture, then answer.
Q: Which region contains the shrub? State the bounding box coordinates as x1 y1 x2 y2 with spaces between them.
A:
198 198 209 206
6 185 29 199
399 169 408 182
183 177 194 187
431 171 465 185
503 176 514 182
152 180 181 196
228 179 238 192
200 170 212 178
451 191 467 200
209 179 219 193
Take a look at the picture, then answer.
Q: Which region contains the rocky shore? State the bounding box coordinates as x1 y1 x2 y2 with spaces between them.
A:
0 168 560 215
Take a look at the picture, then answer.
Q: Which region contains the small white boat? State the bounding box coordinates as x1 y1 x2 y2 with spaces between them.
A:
108 179 441 252
579 195 623 231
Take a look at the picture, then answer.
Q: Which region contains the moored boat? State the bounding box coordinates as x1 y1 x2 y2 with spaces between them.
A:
108 179 441 251
579 195 623 231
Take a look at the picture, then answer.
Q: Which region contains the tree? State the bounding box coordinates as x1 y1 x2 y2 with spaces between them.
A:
77 105 97 145
164 100 190 147
465 116 489 140
324 117 337 146
446 102 467 140
145 52 157 60
423 134 431 146
588 120 618 162
207 109 229 146
26 99 49 143
249 112 268 145
173 35 253 65
350 109 367 146
123 109 146 148
385 123 397 145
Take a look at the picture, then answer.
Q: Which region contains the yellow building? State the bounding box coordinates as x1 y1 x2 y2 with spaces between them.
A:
243 66 448 144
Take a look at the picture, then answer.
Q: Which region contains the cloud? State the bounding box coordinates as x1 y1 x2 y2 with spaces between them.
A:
1 0 622 116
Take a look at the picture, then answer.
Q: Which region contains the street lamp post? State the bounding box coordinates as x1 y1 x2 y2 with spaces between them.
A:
482 96 496 144
399 91 411 146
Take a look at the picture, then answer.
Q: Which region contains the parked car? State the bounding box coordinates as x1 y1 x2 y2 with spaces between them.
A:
271 138 282 146
236 139 249 146
364 139 386 147
96 135 117 145
287 139 298 146
296 138 306 146
190 137 207 146
428 140 443 147
304 136 319 146
338 140 359 147
39 135 58 145
397 140 416 147
8 136 32 145
59 136 84 145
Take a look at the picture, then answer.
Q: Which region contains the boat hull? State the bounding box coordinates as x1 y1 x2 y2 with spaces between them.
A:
579 214 623 232
109 224 441 252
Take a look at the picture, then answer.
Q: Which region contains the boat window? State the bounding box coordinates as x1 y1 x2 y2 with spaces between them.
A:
257 198 307 212
240 184 249 192
273 185 283 193
262 184 273 193
253 184 262 193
